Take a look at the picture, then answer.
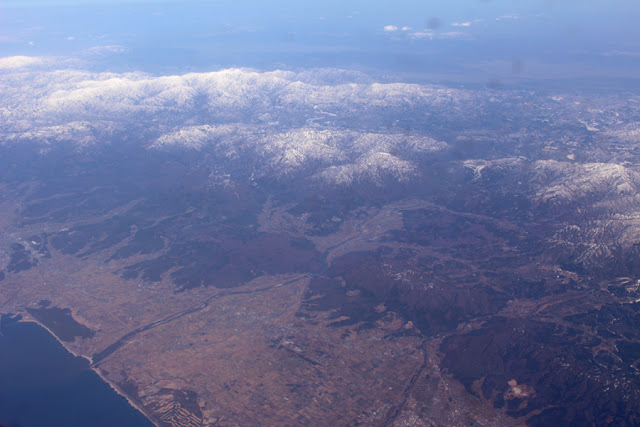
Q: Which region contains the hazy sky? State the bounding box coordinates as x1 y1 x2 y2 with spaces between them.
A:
2 0 640 85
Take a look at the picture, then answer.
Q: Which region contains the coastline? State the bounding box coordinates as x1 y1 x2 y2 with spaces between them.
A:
18 314 160 427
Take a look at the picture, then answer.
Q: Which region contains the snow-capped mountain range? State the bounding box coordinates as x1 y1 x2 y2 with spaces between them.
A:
2 56 640 189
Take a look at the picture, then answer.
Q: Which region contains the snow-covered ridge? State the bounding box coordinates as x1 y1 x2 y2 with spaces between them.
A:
532 160 639 203
2 56 640 185
463 157 640 204
150 125 444 183
0 64 469 127
0 58 456 184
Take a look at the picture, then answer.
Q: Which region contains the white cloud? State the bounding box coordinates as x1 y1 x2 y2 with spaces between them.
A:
496 14 519 21
409 32 432 40
383 25 398 32
409 31 470 40
451 22 471 27
86 45 130 56
440 31 469 39
602 50 640 57
0 56 44 69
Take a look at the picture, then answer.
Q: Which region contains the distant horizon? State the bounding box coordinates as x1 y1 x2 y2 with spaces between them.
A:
2 0 640 86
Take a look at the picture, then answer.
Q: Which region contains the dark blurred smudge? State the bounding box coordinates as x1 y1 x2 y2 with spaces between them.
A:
487 78 502 89
427 17 441 30
512 59 523 74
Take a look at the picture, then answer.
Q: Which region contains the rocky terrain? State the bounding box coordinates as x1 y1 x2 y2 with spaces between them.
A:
2 57 640 425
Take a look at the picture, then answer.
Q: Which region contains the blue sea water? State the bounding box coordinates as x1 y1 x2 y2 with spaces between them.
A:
0 315 154 427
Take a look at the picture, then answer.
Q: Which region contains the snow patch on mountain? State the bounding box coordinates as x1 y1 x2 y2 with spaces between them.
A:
532 160 639 204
